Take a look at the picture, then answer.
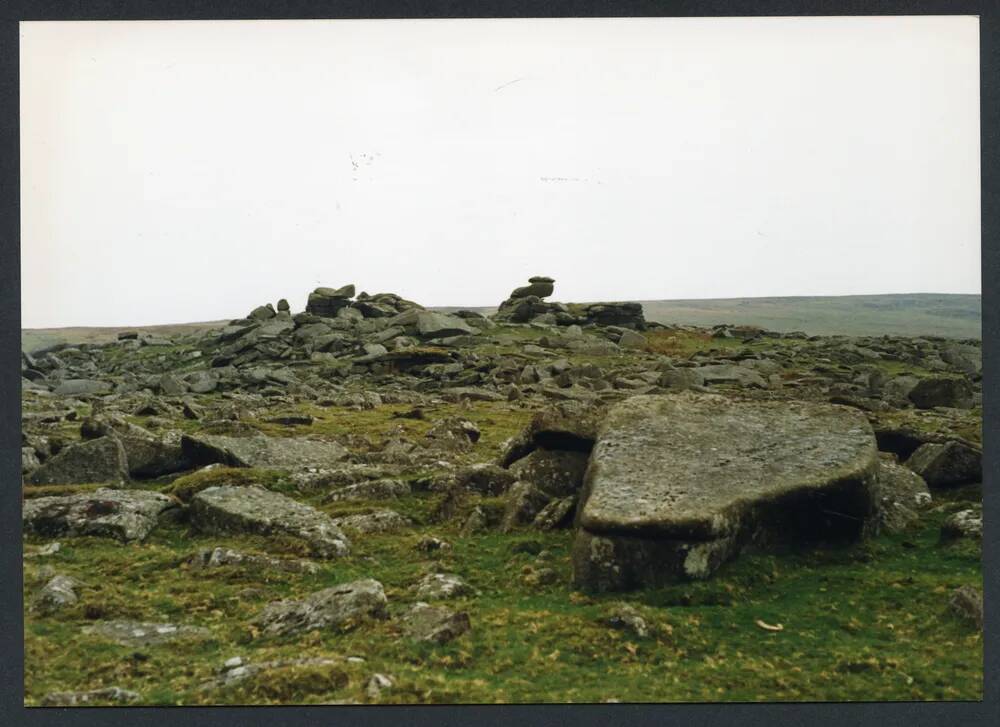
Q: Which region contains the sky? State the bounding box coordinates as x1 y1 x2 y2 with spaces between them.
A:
20 16 981 328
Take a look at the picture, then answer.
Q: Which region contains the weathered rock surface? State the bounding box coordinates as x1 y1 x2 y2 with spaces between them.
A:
28 436 129 485
508 448 590 497
413 572 476 600
83 620 211 647
31 574 82 614
400 602 471 643
181 432 349 469
41 687 140 706
573 393 879 590
949 585 984 629
332 509 412 534
23 488 176 542
872 459 931 534
908 376 974 409
185 547 319 574
941 506 982 541
253 579 388 636
905 441 981 488
578 393 878 540
190 486 351 558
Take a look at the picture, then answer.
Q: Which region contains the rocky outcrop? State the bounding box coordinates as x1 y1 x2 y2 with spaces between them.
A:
190 486 351 558
572 393 880 590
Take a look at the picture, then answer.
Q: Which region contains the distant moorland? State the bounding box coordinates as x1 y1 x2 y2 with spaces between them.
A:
22 293 980 354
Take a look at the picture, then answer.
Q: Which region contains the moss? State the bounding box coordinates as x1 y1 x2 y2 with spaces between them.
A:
166 467 289 502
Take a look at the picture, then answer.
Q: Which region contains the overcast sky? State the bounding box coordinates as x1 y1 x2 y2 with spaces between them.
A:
20 16 980 328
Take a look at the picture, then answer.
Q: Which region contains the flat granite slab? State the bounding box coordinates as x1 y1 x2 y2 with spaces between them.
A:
578 393 879 541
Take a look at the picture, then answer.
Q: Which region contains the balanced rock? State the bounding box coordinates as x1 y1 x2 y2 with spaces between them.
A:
510 276 555 299
190 485 351 558
23 488 175 542
306 285 355 317
572 393 879 591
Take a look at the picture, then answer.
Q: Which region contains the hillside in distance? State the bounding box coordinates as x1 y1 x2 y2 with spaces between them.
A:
22 293 981 354
445 293 982 340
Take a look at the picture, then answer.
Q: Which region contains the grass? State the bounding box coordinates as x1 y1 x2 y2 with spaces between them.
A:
23 485 982 705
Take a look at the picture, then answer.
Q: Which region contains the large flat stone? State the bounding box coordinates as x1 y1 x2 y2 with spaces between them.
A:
578 393 879 541
190 485 351 558
23 488 176 542
181 433 349 470
572 393 880 591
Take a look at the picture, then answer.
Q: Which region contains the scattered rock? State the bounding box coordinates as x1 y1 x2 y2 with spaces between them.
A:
253 579 388 636
333 509 412 534
190 486 351 558
414 572 476 600
908 376 974 409
31 574 82 614
41 687 140 706
949 585 984 629
601 603 650 638
23 488 176 542
185 547 319 574
182 433 349 469
82 620 210 647
905 441 982 488
28 436 129 485
940 506 982 542
400 602 471 643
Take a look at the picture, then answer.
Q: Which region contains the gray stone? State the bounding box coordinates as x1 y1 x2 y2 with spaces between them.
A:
186 547 319 574
41 687 140 707
454 463 518 496
532 496 577 530
872 459 930 534
695 364 768 389
414 572 475 600
415 312 474 338
500 481 551 532
83 620 210 647
949 585 983 629
618 330 648 350
508 448 590 497
333 509 412 534
31 574 82 614
181 432 349 469
400 602 471 643
191 485 351 558
908 376 974 409
53 379 112 396
905 441 982 487
941 506 982 541
601 603 650 638
573 393 879 590
23 488 174 542
29 436 128 485
324 478 411 502
253 579 388 636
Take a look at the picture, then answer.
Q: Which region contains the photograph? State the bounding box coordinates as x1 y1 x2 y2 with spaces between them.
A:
17 14 983 707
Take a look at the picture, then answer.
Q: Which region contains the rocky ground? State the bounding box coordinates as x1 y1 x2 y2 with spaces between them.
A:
21 279 983 705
